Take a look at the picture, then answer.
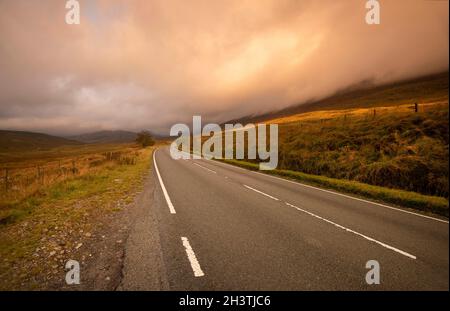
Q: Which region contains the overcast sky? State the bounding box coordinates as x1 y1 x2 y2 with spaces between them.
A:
0 0 448 135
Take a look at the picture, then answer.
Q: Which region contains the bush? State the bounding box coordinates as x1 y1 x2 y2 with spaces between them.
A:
136 131 155 147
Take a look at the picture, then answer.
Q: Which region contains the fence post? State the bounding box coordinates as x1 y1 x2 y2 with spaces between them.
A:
4 169 8 192
415 103 418 113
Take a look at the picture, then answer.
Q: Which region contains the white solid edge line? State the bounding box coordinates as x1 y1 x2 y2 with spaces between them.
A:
153 149 176 214
193 162 217 174
243 184 280 201
181 237 205 277
285 202 417 260
209 159 446 224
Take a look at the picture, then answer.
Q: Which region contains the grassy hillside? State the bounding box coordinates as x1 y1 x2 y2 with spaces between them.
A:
0 130 81 153
215 73 449 213
227 72 448 125
70 130 137 144
216 101 449 215
239 102 449 201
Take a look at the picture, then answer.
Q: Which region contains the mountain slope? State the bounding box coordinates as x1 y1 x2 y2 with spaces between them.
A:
70 130 137 144
226 72 448 125
219 72 449 199
0 130 81 152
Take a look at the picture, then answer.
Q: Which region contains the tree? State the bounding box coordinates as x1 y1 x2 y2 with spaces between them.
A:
136 130 155 147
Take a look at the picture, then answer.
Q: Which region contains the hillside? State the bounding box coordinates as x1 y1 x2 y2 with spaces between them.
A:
227 72 448 125
271 102 449 198
221 72 449 199
228 101 449 199
70 130 137 144
0 130 81 152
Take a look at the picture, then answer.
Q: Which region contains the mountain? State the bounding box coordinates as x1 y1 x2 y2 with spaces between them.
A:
70 130 137 144
225 72 449 125
0 130 81 152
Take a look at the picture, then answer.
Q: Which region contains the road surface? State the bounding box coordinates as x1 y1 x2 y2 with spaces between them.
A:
145 147 448 290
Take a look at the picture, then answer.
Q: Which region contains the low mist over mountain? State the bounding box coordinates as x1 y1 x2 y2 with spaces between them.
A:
70 130 138 144
226 72 449 125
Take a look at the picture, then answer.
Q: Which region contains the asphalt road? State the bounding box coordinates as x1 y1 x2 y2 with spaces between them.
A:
150 147 449 290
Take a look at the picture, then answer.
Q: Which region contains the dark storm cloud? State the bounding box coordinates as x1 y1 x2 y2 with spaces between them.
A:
0 0 448 135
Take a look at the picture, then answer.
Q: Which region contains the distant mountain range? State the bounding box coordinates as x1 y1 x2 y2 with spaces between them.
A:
1 72 447 153
69 130 138 144
0 130 140 153
0 130 81 152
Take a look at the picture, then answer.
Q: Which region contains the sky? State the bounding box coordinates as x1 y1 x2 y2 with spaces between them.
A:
0 0 448 136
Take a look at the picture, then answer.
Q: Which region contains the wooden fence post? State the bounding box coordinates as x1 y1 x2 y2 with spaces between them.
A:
415 103 418 113
4 169 9 192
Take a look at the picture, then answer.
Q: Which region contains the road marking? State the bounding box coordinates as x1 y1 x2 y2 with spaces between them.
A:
153 150 176 214
193 162 217 174
256 171 448 224
285 202 417 260
243 184 279 201
181 237 205 277
209 160 448 224
205 158 249 172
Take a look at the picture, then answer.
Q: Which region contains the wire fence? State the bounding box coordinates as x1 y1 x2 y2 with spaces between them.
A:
0 149 141 202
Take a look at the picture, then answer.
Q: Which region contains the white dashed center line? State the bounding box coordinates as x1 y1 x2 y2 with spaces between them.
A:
193 162 217 174
285 202 417 260
243 184 280 201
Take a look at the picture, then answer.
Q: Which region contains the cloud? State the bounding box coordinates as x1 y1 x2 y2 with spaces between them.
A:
0 0 448 135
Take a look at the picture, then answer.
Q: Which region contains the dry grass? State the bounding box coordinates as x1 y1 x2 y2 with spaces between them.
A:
0 144 146 225
257 102 449 199
265 101 447 125
0 145 154 289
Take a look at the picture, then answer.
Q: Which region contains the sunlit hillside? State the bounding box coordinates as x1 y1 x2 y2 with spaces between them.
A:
268 102 448 198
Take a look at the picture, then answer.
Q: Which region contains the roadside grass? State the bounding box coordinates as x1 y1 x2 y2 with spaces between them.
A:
221 159 449 218
0 146 153 290
0 143 137 166
0 144 143 210
219 102 448 200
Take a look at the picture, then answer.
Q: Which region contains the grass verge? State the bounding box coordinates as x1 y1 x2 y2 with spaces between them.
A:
0 147 153 290
221 159 449 218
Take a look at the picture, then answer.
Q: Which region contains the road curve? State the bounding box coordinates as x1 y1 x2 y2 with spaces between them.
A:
150 147 449 290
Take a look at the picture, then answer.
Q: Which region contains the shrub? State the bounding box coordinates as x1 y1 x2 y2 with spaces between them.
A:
136 131 155 147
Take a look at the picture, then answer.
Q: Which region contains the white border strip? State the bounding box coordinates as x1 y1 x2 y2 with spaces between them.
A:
285 202 417 260
153 150 176 214
181 237 205 277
